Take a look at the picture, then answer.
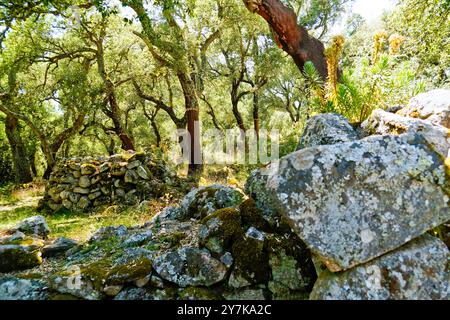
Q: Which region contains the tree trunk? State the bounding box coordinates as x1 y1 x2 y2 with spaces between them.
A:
4 115 33 183
253 92 260 139
109 94 135 151
243 0 328 80
178 72 203 176
95 34 135 152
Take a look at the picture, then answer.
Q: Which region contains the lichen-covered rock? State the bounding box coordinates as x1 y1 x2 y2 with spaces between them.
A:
0 277 49 300
153 247 228 287
178 287 222 300
12 216 50 239
244 169 281 228
179 185 245 220
266 233 317 299
297 113 359 150
223 289 266 300
48 272 103 300
114 287 173 300
199 208 243 254
310 235 450 300
266 133 450 271
42 237 78 258
397 89 450 128
0 244 43 272
79 248 154 289
362 109 450 157
88 225 128 243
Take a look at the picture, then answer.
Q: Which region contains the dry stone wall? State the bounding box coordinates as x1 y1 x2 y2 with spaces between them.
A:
41 151 177 212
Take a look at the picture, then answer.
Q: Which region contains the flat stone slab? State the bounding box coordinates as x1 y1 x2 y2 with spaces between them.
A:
310 235 450 300
266 133 450 271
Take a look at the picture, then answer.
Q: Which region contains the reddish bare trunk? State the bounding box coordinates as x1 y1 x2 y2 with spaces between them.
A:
178 73 203 175
243 0 328 80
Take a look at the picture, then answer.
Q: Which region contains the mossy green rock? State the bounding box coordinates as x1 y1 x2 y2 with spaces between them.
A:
0 244 43 273
230 228 269 287
180 185 244 220
199 208 244 254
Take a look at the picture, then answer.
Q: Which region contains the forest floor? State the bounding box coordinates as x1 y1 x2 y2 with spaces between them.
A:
0 168 247 241
0 183 177 241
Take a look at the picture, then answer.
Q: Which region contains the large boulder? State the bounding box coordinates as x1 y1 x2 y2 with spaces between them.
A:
362 109 450 157
397 89 450 128
310 235 450 300
153 247 228 287
297 113 359 150
265 133 450 271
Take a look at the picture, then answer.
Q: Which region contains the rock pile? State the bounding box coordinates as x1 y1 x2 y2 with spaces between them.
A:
40 151 182 212
0 216 77 274
247 89 450 299
0 185 317 300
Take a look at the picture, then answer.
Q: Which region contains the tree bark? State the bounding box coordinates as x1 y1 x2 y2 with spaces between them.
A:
93 24 135 151
178 72 202 176
4 114 33 183
242 0 328 80
252 92 260 139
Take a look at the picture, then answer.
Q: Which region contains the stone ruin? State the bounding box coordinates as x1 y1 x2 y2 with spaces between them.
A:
40 151 181 212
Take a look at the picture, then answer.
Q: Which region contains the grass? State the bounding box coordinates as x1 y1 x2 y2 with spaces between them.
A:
0 200 172 242
0 182 177 242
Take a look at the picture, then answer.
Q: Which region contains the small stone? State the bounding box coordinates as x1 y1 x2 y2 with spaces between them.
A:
69 192 80 203
78 176 91 188
88 191 102 200
220 252 234 268
103 285 123 297
62 199 73 211
73 187 90 195
80 164 97 175
136 166 150 180
77 196 91 210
